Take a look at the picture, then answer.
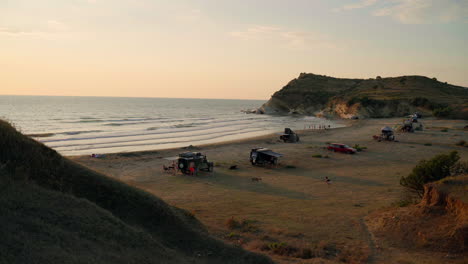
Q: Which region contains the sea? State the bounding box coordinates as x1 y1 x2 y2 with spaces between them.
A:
0 96 343 156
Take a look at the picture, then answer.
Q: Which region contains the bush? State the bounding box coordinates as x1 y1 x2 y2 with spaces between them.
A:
400 151 460 197
433 107 453 118
353 144 367 152
226 217 259 232
441 128 448 132
450 160 468 176
312 154 322 158
226 217 240 230
263 242 298 256
410 97 430 107
424 143 432 146
456 140 466 146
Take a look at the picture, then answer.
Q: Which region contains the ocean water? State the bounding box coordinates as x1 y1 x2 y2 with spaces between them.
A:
0 96 343 156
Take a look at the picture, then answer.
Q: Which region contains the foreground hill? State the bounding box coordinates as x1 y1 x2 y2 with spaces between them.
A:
0 120 273 264
259 73 468 119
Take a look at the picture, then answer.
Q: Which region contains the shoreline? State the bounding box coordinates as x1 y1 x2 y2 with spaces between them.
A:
67 118 355 158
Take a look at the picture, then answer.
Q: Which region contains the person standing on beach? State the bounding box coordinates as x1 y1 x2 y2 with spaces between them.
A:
325 176 331 186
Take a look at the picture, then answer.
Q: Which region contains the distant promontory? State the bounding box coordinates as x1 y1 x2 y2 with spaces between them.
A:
259 73 468 119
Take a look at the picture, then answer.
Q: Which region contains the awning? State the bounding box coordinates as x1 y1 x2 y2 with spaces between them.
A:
381 126 393 132
259 150 283 158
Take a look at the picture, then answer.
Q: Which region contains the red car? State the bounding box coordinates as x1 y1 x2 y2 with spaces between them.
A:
327 143 356 154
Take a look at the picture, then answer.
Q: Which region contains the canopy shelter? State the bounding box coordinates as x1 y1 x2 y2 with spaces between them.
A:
256 149 283 158
250 148 283 166
381 126 393 132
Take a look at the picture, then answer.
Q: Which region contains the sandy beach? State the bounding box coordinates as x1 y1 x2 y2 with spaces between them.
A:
71 118 468 264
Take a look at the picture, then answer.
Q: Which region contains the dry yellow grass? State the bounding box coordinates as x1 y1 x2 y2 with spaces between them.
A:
72 118 468 264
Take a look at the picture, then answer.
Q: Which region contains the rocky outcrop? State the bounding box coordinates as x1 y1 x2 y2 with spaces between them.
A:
366 175 468 254
259 73 468 119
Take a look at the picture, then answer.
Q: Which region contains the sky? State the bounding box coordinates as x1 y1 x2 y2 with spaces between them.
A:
1 0 467 100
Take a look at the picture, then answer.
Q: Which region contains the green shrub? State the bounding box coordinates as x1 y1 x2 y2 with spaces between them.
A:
441 128 448 132
424 143 432 146
285 165 296 169
353 144 367 152
226 217 240 230
456 140 466 146
450 160 468 176
263 242 298 256
226 232 240 239
226 217 259 233
312 154 322 158
400 151 460 197
410 97 430 107
433 107 453 118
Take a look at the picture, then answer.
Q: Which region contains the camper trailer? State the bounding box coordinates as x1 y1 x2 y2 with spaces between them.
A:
278 128 300 143
250 148 283 166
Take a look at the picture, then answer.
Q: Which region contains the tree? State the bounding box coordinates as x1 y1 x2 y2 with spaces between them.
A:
400 151 460 197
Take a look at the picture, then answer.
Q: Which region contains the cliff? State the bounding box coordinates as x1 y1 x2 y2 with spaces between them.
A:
259 73 468 119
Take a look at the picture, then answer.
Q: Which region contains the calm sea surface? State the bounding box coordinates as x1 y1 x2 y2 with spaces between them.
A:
0 96 343 156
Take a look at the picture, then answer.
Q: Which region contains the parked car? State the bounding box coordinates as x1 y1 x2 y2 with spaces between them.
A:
177 152 213 174
327 143 356 154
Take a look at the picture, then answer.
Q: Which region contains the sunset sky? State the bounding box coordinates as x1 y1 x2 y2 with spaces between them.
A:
1 0 467 99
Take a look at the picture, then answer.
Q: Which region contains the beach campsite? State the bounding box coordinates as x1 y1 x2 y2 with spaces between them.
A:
1 1 468 263
70 117 468 263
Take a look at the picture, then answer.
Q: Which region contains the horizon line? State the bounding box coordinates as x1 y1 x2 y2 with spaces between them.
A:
0 94 268 101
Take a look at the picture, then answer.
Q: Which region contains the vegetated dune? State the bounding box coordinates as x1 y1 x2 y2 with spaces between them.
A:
259 73 468 119
0 120 273 264
366 175 467 255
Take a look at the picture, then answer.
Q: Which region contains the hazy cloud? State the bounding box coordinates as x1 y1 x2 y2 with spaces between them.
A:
373 0 468 24
230 25 337 50
333 0 378 12
0 27 38 36
334 0 467 24
174 8 202 22
47 20 69 31
0 20 69 37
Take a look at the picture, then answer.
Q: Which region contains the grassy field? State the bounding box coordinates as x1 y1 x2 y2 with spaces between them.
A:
0 120 273 264
72 118 468 263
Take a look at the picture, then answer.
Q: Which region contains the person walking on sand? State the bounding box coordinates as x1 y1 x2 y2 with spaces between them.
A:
325 176 331 186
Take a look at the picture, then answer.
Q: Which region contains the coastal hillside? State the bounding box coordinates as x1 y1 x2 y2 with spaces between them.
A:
259 73 468 119
0 120 273 264
366 175 467 255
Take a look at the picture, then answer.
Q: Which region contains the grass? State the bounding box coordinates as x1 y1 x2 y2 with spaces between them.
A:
353 144 368 152
226 217 260 233
0 120 273 264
